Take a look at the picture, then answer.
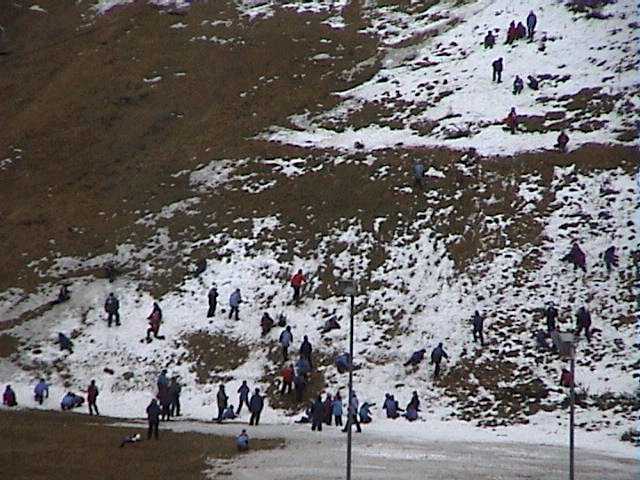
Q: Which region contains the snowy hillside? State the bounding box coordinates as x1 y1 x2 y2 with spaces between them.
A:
0 0 638 459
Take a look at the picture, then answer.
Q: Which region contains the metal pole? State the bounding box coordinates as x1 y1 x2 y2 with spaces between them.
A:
346 293 354 480
569 349 575 480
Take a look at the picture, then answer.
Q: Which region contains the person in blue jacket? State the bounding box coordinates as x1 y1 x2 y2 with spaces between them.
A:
229 289 242 321
236 429 249 451
34 378 50 405
359 402 373 424
403 349 426 367
249 388 264 426
236 380 250 415
332 393 343 427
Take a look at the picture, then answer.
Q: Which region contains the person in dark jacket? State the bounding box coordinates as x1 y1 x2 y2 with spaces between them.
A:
170 377 182 417
560 368 573 387
492 57 503 83
319 315 340 334
359 402 373 424
311 395 324 431
335 353 351 374
146 399 161 440
382 394 401 418
322 393 333 425
300 335 313 370
576 306 592 343
294 374 306 402
483 31 495 49
413 162 425 189
406 391 420 412
279 326 293 362
431 343 449 378
157 370 169 397
515 22 526 40
506 21 517 44
105 292 120 327
403 405 418 422
472 311 485 346
261 312 274 336
561 242 586 272
332 393 343 426
229 289 242 321
556 131 569 152
526 10 537 40
216 384 228 423
207 286 218 317
295 356 311 379
535 329 549 351
249 388 264 426
159 385 172 421
603 246 619 273
527 75 539 90
222 405 237 420
34 379 49 405
237 381 250 415
56 333 73 354
513 75 524 95
3 385 17 407
545 303 559 334
342 392 362 433
403 349 426 367
87 380 99 416
52 285 71 305
146 302 163 342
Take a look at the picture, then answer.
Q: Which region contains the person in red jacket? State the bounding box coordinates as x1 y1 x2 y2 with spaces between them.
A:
3 385 17 407
87 379 99 416
281 364 294 395
290 269 306 303
506 107 518 134
146 302 163 342
560 368 573 388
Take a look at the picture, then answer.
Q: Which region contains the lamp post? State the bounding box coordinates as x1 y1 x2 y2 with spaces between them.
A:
557 332 576 480
338 279 356 480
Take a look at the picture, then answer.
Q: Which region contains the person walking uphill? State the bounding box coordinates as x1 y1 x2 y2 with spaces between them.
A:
229 289 242 321
169 377 182 417
105 292 120 327
146 399 161 440
216 384 228 423
290 269 306 304
87 380 99 416
249 388 264 426
237 381 250 415
207 286 218 318
576 306 592 343
492 57 503 83
472 310 485 346
526 10 537 40
146 302 163 342
34 378 49 405
279 326 293 362
431 343 449 378
300 335 313 370
545 303 559 334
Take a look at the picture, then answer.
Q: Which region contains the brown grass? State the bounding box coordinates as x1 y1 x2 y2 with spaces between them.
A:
181 331 249 384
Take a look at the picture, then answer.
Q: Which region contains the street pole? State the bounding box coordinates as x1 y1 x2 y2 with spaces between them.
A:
569 346 575 480
346 293 354 480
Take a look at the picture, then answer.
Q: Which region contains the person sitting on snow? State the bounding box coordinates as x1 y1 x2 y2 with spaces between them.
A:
3 385 17 407
359 402 373 424
236 429 249 451
402 405 418 422
222 405 237 420
319 315 340 334
61 392 84 410
403 349 426 367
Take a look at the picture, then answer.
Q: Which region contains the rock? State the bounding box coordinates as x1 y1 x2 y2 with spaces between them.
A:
104 367 115 375
123 371 134 380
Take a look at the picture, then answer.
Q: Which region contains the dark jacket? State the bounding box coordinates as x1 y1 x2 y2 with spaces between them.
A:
527 12 537 29
217 389 228 408
431 345 448 364
492 58 503 72
147 401 161 422
238 384 250 400
249 393 264 413
472 312 483 330
300 339 312 357
311 398 324 421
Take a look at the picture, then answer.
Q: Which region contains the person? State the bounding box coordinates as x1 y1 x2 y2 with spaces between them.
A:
261 312 274 336
170 377 182 417
87 380 99 416
342 392 361 433
293 374 307 402
119 433 141 448
146 398 161 440
403 349 426 367
526 10 537 40
52 285 70 305
406 391 420 412
332 393 343 426
56 332 73 353
603 246 618 274
207 286 218 317
295 356 311 379
104 262 117 283
382 394 401 419
300 335 313 370
335 353 351 374
3 385 17 407
472 310 485 346
483 30 495 49
359 402 373 424
561 242 586 272
319 315 340 334
249 388 264 426
431 343 449 378
281 364 294 395
560 368 573 388
311 395 324 431
513 75 524 95
222 405 237 420
157 369 169 397
105 292 120 327
527 75 539 90
515 22 526 40
556 131 569 152
403 405 418 422
290 269 306 303
146 302 163 342
545 303 559 334
413 162 425 189
279 326 293 362
34 379 49 405
61 392 84 410
506 21 517 44
229 288 242 321
506 107 518 134
237 380 250 415
535 329 549 351
216 384 228 423
236 429 249 451
576 306 592 343
158 385 172 421
492 57 503 83
322 393 333 425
